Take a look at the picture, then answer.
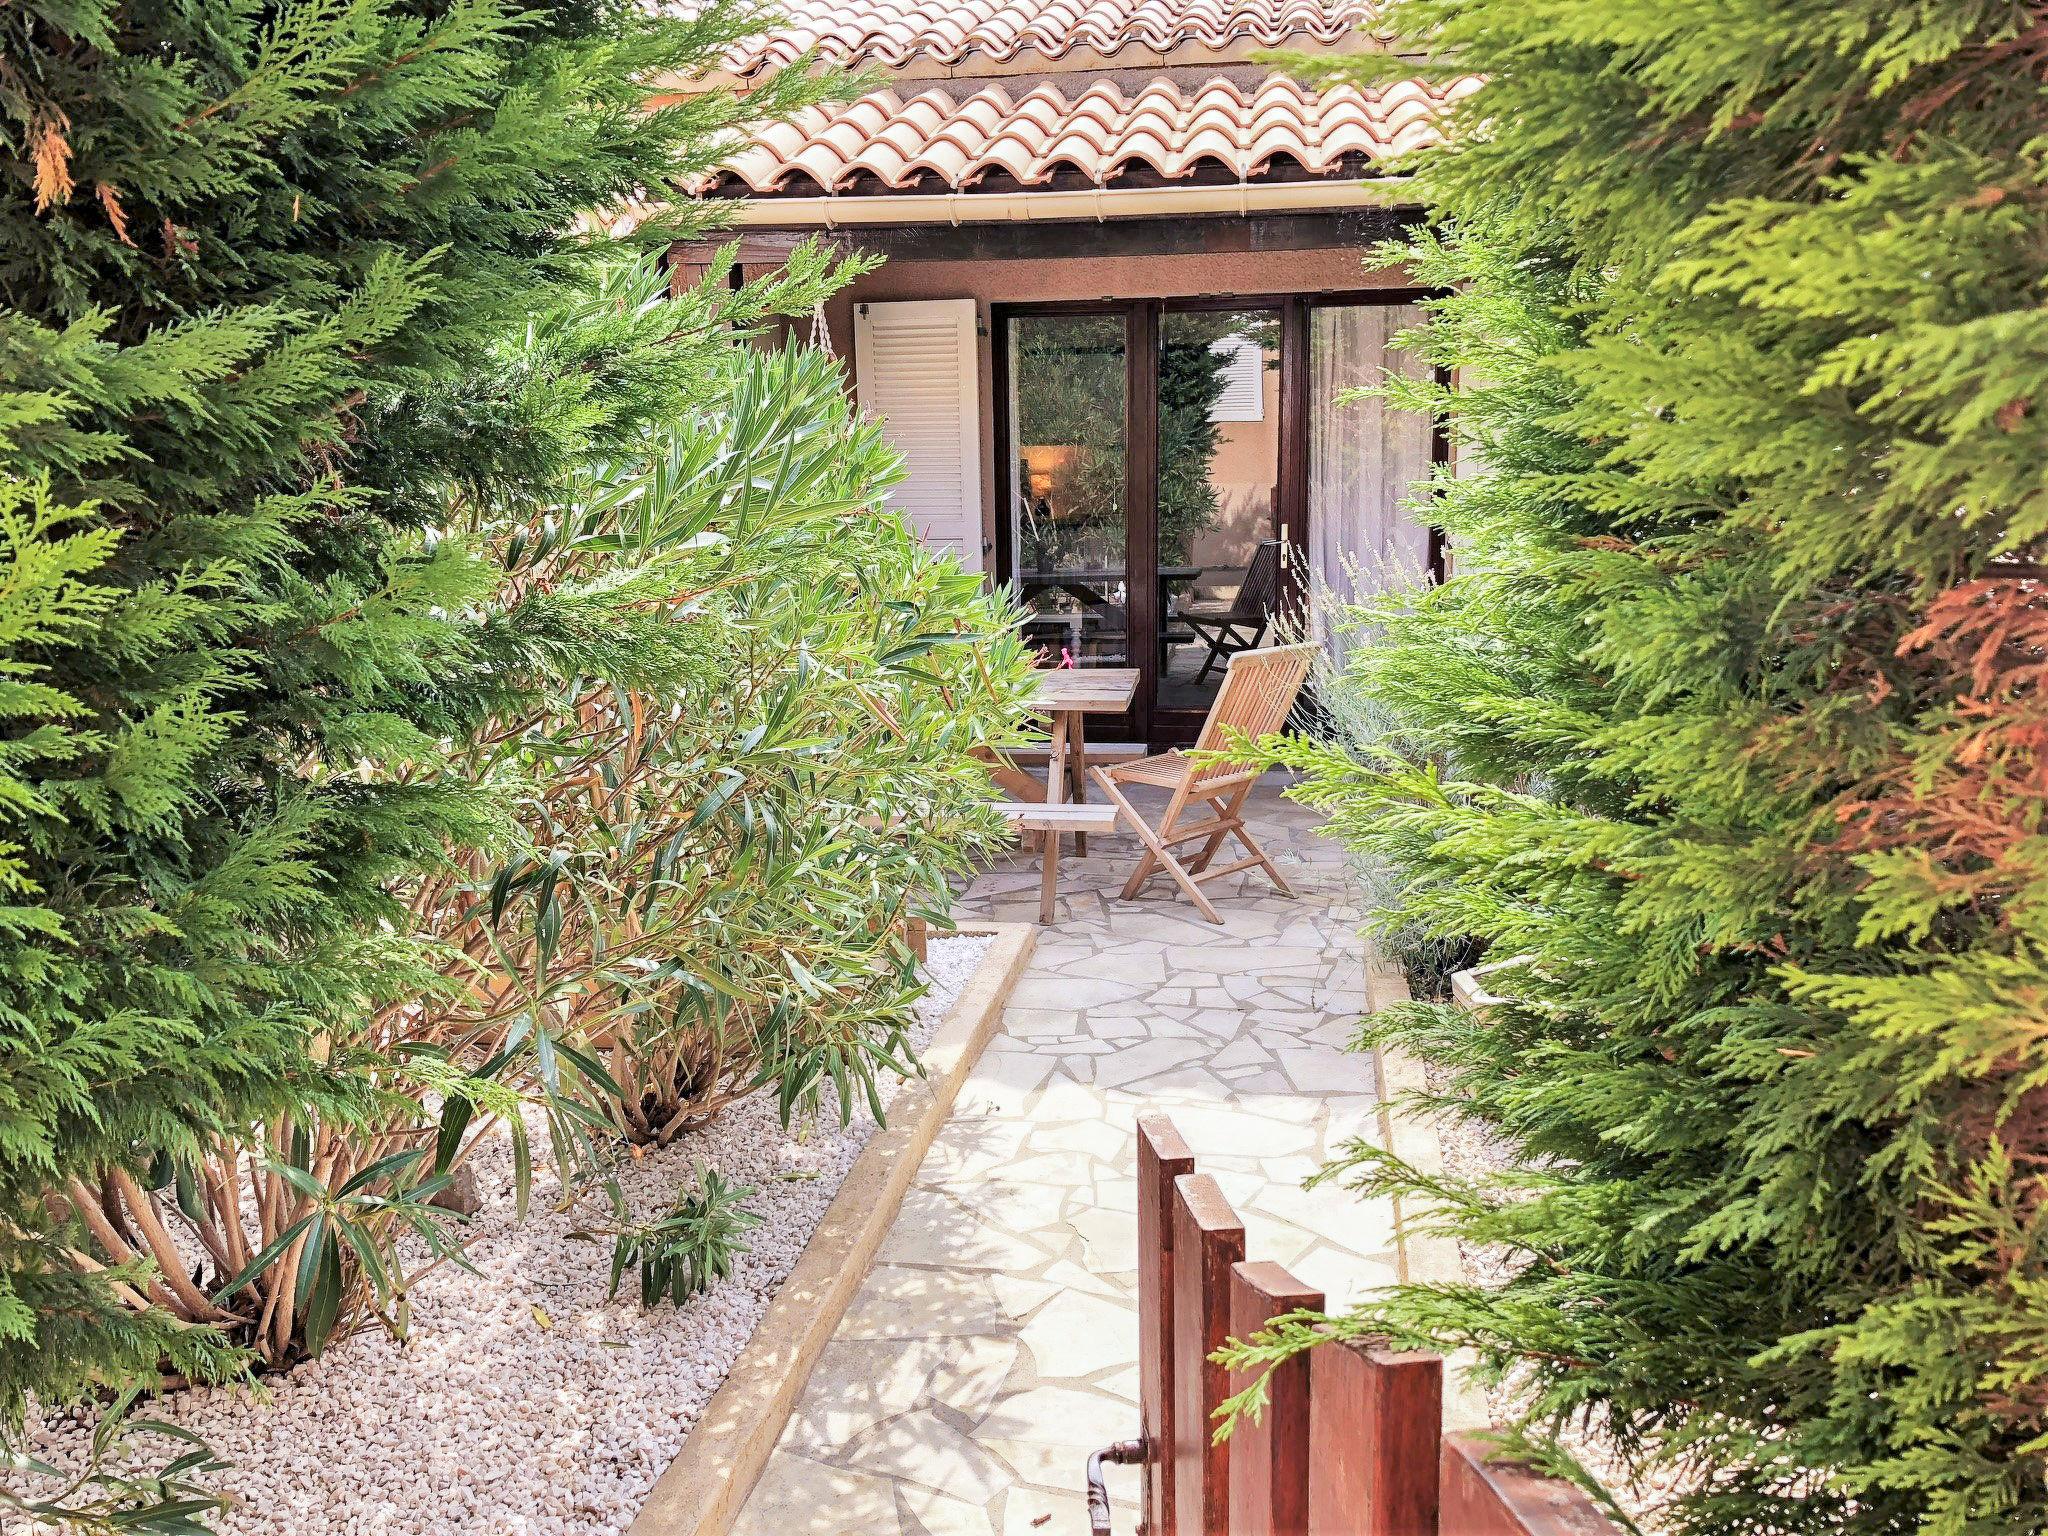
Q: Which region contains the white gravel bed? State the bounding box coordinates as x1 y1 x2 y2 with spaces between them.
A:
30 935 995 1536
1421 1052 1675 1532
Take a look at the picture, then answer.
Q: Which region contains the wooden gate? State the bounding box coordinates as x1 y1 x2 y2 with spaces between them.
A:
1132 1111 1620 1536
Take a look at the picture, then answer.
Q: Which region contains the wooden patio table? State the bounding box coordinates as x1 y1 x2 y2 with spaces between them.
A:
1018 566 1201 608
988 667 1139 860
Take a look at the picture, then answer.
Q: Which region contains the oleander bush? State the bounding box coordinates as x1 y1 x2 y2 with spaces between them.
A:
458 284 1027 1150
1229 4 2048 1533
0 0 1030 1491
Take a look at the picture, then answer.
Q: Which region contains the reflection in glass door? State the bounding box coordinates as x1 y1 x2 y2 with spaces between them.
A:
1006 314 1129 669
1155 309 1282 716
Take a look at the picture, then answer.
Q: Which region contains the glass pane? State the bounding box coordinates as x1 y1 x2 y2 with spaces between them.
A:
1157 309 1281 715
1008 314 1129 668
1308 304 1433 663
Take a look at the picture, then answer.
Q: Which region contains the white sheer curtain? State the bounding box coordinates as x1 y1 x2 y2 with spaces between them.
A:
1306 304 1434 658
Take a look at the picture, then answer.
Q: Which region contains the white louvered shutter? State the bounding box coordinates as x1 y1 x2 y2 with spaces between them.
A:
1208 334 1266 421
852 298 983 573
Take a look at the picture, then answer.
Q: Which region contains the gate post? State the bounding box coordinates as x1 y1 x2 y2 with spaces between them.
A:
1226 1260 1322 1536
1137 1113 1195 1534
1171 1173 1246 1536
1440 1435 1622 1535
1306 1335 1443 1536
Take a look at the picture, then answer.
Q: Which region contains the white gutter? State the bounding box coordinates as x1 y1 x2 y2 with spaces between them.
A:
725 177 1413 228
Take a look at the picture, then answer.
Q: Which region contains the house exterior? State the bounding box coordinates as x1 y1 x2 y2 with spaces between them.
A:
669 0 1469 744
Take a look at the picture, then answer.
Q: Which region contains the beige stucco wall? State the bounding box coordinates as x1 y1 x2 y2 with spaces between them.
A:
742 242 1408 566
1195 358 1281 579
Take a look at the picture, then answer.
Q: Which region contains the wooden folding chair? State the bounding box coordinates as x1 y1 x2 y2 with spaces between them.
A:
1090 644 1314 924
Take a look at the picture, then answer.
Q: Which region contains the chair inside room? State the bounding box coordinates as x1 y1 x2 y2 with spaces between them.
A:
1175 538 1282 687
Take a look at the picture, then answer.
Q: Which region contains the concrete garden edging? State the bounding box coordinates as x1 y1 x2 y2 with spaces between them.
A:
627 920 1037 1536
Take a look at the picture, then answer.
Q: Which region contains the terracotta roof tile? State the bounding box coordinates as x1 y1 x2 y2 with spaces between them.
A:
720 0 1382 76
700 73 1474 195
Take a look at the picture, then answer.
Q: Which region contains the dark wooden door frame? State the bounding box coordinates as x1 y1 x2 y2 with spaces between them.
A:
992 287 1442 747
1278 296 1310 614
989 298 1130 625
1127 301 1162 742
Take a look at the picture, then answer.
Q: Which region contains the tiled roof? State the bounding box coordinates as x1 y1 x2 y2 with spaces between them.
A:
701 74 1473 194
719 0 1382 77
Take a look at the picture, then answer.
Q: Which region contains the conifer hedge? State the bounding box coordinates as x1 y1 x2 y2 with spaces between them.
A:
1239 5 2048 1533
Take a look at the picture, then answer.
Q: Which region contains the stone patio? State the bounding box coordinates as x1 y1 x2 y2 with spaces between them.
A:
730 779 1407 1536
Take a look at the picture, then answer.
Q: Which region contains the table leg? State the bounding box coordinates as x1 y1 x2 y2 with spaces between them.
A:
1064 709 1090 856
1046 710 1069 807
1041 710 1069 923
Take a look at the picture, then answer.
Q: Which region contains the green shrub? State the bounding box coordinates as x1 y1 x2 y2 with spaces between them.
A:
606 1164 762 1310
451 275 1029 1148
1 0 1029 1456
1234 5 2048 1532
3 1395 230 1535
117 267 1029 1376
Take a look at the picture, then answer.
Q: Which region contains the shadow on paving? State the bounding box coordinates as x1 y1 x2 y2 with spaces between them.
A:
732 779 1405 1536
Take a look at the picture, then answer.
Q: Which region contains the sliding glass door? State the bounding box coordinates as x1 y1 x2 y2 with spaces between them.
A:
997 295 1436 745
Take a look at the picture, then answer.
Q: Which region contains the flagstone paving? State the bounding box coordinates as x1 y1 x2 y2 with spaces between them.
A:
730 781 1407 1536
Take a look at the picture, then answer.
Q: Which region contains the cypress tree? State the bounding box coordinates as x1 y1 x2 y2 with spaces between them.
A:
1237 5 2048 1532
0 0 841 1437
